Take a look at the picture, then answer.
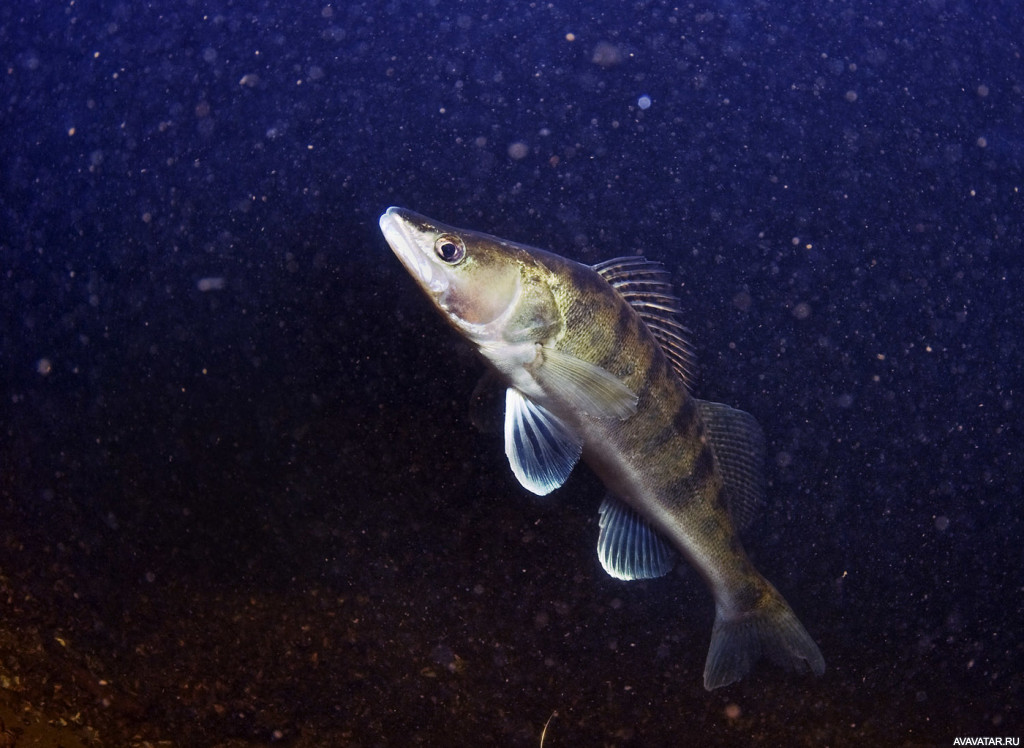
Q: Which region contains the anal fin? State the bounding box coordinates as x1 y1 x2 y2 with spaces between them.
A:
597 495 677 580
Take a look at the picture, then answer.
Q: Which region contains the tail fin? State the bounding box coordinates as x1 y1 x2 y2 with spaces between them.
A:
703 587 825 690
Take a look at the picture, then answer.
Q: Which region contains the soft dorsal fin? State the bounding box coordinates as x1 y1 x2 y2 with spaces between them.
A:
696 399 765 530
504 388 583 496
593 257 696 389
597 494 677 580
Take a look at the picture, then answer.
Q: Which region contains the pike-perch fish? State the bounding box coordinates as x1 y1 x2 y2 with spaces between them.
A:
379 207 825 689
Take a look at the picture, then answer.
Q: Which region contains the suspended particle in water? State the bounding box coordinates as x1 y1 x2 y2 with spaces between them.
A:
197 277 225 292
592 41 622 68
507 141 529 160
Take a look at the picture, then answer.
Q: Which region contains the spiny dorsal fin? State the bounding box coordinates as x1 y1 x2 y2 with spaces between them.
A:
696 399 765 531
593 257 696 389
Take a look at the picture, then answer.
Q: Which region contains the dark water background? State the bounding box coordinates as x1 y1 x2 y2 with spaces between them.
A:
2 1 1022 745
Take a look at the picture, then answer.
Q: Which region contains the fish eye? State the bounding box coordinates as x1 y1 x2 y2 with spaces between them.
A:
434 234 466 264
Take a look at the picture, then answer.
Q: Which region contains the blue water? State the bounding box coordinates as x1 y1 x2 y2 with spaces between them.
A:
2 1 1021 744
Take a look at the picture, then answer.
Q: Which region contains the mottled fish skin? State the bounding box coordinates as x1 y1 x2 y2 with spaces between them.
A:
379 207 824 689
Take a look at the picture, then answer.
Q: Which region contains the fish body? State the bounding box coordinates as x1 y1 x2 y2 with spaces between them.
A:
379 207 824 689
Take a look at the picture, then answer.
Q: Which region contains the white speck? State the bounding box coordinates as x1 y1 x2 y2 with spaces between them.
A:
592 41 622 68
507 141 529 160
792 301 812 320
637 95 652 110
197 277 225 292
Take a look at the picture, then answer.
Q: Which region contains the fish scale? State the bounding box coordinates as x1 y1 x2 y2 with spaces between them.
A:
379 206 825 689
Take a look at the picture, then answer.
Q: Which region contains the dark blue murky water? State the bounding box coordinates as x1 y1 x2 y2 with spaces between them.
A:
2 1 1021 745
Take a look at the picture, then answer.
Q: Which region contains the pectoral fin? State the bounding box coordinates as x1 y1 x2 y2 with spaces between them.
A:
469 371 505 434
533 347 638 419
504 388 582 496
597 495 677 580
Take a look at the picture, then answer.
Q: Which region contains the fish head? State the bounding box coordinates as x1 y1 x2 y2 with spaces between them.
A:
379 207 559 347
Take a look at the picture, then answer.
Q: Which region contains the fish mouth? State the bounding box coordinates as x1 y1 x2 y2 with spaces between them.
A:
379 207 448 296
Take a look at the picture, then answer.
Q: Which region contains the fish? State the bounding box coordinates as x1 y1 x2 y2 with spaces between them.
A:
379 206 825 689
